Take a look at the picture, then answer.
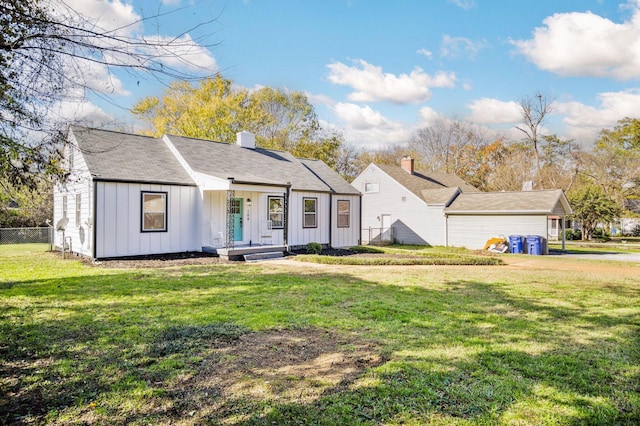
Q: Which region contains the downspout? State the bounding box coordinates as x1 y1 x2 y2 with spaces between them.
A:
284 186 290 249
445 213 449 247
358 193 362 245
561 216 566 252
328 193 333 248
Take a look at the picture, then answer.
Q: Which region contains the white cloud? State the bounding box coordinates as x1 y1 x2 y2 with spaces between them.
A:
417 106 444 125
48 0 142 36
556 89 640 143
466 98 522 124
326 59 456 104
441 35 488 60
447 0 476 10
331 102 413 148
512 5 640 79
334 103 392 130
44 0 216 99
417 48 434 59
57 100 114 125
140 34 217 71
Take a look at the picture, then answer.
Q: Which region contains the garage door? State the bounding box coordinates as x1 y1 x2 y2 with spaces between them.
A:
447 214 547 250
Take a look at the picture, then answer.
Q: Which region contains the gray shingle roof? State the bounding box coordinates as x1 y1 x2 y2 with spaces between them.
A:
166 135 357 193
445 189 572 215
420 187 461 205
299 158 360 195
70 126 196 186
376 164 479 204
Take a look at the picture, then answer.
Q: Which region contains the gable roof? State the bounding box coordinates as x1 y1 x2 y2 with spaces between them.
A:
165 134 358 194
299 158 360 195
70 126 196 186
444 189 573 215
71 127 358 194
420 187 461 205
374 163 479 204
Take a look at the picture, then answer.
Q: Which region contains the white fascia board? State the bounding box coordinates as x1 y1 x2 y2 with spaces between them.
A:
194 172 231 190
445 210 553 215
231 182 288 192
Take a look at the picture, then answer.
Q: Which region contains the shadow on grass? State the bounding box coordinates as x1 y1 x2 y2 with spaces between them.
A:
1 269 638 424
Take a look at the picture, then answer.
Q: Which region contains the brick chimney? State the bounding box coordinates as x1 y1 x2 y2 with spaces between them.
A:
401 156 414 174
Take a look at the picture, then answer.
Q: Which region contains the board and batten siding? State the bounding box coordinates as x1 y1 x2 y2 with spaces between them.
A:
94 182 199 258
353 166 448 246
288 191 330 247
331 194 361 248
446 214 548 251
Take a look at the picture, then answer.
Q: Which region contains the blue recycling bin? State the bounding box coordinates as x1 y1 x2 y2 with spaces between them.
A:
526 235 542 255
508 235 524 254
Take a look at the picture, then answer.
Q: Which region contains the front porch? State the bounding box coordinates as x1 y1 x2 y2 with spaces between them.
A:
202 243 288 261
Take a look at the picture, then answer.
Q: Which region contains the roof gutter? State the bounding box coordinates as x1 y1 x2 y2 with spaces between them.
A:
92 176 197 187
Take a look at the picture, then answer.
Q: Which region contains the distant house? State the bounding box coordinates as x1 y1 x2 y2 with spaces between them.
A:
352 156 572 252
53 127 361 259
352 157 479 246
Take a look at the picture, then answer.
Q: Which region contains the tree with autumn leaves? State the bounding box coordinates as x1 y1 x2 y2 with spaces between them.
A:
132 75 347 172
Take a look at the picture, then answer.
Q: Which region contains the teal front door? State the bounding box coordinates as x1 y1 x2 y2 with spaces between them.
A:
231 198 243 241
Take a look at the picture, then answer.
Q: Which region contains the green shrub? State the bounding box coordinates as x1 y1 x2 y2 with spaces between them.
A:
592 227 610 242
306 242 322 254
564 229 582 240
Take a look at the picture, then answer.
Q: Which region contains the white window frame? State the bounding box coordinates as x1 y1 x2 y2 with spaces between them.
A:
364 181 379 193
268 196 284 229
337 200 350 228
75 194 81 226
303 197 317 228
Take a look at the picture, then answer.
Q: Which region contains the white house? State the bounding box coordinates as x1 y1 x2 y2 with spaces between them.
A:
352 157 479 245
353 157 573 253
53 127 361 260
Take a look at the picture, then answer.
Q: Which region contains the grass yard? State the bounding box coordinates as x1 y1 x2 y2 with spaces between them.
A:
1 244 639 425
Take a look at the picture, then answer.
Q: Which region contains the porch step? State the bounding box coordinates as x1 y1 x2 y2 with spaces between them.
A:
243 251 285 262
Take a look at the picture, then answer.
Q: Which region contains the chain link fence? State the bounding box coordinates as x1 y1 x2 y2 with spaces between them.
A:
0 227 53 245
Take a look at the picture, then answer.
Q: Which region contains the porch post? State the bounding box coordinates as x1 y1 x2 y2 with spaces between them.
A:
226 190 235 249
561 216 566 252
283 187 289 247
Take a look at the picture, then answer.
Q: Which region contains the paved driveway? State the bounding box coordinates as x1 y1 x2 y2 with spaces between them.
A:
551 250 640 262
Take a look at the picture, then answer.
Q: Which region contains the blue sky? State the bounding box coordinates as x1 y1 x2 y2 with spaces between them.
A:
59 0 640 150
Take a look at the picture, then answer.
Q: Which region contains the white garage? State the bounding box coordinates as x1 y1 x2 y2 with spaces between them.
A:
444 189 573 254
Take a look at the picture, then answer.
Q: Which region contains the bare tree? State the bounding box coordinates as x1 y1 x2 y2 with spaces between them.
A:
1 0 218 190
515 91 554 178
410 119 489 175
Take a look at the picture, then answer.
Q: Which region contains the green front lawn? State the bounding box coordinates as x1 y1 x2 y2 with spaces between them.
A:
1 244 639 424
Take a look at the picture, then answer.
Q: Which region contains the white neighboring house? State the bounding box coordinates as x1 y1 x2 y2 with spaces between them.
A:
353 156 573 252
352 157 479 246
53 126 361 259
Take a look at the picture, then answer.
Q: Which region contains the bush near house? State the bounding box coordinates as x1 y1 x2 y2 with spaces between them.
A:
305 242 322 254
